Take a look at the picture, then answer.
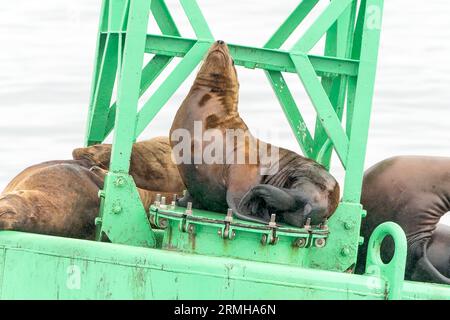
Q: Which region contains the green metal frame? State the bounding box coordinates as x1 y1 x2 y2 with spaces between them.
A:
86 0 383 273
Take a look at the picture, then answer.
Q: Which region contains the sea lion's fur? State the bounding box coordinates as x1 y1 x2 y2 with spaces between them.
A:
170 41 340 227
357 156 450 284
72 136 184 193
0 161 180 239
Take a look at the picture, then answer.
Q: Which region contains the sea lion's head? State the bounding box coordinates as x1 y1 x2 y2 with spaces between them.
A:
0 191 34 230
195 41 239 100
239 176 340 228
72 144 112 169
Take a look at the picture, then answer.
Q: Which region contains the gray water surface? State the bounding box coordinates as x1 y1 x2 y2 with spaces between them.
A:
1 1 449 223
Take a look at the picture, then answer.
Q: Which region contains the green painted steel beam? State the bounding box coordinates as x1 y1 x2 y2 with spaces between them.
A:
265 0 319 49
151 0 181 37
143 34 360 76
104 55 173 140
135 41 212 138
292 0 353 53
180 0 214 40
312 1 356 168
291 53 349 165
343 0 384 203
96 0 156 247
0 231 448 300
266 70 314 158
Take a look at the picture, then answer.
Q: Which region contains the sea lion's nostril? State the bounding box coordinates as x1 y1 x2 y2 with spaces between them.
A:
217 40 225 45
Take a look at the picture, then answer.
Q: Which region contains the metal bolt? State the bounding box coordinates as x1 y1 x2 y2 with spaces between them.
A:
304 218 311 230
315 238 326 248
114 177 125 187
188 225 195 234
344 221 354 230
156 194 161 202
185 202 193 215
359 236 365 246
94 217 102 226
271 236 279 245
225 208 233 223
171 201 176 208
341 247 350 257
321 219 329 231
269 214 277 227
230 230 236 240
261 234 268 245
294 238 307 248
112 205 122 214
217 229 223 237
158 218 168 229
161 197 166 206
98 190 105 199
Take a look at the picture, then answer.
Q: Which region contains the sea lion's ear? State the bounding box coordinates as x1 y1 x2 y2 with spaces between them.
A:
239 184 297 212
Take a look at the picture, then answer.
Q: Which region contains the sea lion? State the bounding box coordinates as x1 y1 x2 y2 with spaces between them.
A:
0 161 180 239
72 136 184 193
357 156 450 284
169 41 340 227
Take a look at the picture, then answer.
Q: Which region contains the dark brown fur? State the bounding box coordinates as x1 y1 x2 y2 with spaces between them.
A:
357 156 450 284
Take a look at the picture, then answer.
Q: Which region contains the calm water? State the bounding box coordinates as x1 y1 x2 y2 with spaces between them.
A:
1 1 449 223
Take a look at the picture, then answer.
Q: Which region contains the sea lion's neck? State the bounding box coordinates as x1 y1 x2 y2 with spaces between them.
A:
191 82 239 114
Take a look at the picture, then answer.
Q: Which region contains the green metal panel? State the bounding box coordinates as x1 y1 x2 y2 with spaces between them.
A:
0 231 448 300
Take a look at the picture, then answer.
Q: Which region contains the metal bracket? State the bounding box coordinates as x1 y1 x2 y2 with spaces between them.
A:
365 222 407 300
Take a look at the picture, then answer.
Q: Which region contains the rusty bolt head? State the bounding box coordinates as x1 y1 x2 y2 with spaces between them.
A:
315 238 326 248
261 234 268 245
158 218 168 229
294 238 307 248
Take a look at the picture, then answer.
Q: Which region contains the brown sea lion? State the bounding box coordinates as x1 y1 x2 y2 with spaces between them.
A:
72 136 184 193
357 156 450 284
0 161 180 240
169 41 340 227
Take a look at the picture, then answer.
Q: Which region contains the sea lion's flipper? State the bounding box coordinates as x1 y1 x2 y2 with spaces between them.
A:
410 225 450 285
176 190 205 209
239 184 297 213
226 190 270 225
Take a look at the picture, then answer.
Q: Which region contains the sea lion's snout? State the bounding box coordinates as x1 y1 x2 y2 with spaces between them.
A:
217 40 225 45
72 147 86 160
